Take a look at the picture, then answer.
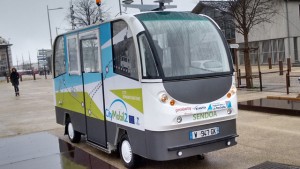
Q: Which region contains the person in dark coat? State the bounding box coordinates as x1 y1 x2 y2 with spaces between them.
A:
10 68 20 96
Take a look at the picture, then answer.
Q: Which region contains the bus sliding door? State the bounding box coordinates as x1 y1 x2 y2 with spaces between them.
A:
79 30 107 147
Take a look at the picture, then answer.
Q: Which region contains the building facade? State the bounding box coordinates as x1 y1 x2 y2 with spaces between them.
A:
236 0 300 65
199 4 236 63
0 37 13 77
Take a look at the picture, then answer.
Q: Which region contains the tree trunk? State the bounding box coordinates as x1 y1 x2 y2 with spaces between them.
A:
243 34 253 88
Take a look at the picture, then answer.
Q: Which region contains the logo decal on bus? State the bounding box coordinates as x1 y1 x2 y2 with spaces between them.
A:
193 111 217 120
175 107 191 113
106 99 140 125
111 88 143 113
207 101 231 111
193 106 207 111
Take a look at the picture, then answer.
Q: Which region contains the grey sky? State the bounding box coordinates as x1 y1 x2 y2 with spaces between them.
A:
0 0 198 65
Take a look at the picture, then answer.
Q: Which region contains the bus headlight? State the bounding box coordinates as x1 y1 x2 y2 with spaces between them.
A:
170 99 175 106
226 92 232 98
227 109 232 114
160 93 168 103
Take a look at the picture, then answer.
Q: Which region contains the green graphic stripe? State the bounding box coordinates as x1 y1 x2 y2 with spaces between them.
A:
84 92 104 120
56 92 104 120
111 88 144 113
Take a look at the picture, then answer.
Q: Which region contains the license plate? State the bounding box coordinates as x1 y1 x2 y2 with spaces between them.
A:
189 127 219 140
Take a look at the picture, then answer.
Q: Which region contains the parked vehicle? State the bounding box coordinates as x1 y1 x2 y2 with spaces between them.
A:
52 11 238 168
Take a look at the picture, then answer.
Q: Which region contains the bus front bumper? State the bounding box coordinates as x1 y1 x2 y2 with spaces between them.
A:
143 119 238 161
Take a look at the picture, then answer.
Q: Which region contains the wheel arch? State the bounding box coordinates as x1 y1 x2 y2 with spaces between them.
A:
64 113 71 135
114 126 147 158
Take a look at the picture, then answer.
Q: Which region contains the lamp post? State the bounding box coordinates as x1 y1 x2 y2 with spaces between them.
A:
47 5 63 49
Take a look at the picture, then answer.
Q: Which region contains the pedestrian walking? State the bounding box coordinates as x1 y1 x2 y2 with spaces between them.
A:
10 68 20 96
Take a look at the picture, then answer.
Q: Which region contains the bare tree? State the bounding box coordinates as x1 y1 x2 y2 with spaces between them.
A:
68 0 102 28
193 0 278 88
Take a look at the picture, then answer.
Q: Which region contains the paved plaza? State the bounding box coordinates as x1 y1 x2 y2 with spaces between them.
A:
0 72 300 169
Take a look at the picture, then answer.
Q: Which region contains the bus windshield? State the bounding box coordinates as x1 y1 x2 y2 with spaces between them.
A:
136 12 232 79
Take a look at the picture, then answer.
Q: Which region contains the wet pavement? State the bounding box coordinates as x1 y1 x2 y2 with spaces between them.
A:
239 98 300 116
0 132 117 169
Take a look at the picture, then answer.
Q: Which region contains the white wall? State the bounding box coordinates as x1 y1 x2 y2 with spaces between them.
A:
236 1 300 43
287 2 300 37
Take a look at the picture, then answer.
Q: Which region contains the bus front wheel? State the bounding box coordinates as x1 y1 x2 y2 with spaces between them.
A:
67 121 81 143
119 135 139 168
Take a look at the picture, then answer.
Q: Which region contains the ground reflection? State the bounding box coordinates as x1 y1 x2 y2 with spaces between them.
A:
58 139 117 169
238 98 300 116
0 132 117 169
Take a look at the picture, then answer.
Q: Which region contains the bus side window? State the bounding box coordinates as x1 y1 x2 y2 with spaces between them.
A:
138 34 159 78
54 36 66 77
67 37 80 75
81 38 99 73
112 20 138 80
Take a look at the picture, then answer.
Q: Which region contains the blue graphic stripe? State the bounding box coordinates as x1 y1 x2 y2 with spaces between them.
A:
83 73 102 84
108 99 128 112
100 23 111 45
100 23 115 79
54 73 102 91
189 132 193 140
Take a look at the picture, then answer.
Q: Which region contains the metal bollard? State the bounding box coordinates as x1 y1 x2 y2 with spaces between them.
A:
33 72 36 80
268 57 272 69
6 76 9 83
286 73 289 94
44 69 47 79
238 69 241 86
287 72 290 87
20 75 22 82
279 61 283 75
287 58 291 72
259 71 262 91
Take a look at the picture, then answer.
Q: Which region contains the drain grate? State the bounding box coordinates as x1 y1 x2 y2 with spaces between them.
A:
249 161 300 169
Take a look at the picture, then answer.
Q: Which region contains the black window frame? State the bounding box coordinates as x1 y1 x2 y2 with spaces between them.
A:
137 32 161 79
79 36 100 73
53 35 66 78
111 19 139 81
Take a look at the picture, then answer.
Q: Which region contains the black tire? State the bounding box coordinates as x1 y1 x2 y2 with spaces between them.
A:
119 135 140 169
67 120 81 143
197 154 205 160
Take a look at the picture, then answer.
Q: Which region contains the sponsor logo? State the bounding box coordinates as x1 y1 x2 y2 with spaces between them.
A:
106 99 140 125
193 106 207 111
207 102 231 111
193 111 217 120
226 101 232 108
122 91 141 101
175 107 192 113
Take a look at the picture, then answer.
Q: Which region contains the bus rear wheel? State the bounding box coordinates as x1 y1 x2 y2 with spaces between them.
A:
119 135 139 169
67 121 81 143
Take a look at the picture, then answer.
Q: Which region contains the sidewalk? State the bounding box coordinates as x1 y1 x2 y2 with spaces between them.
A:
0 77 62 138
237 65 300 93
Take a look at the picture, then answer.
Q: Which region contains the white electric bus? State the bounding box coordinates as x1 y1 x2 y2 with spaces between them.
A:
53 11 238 168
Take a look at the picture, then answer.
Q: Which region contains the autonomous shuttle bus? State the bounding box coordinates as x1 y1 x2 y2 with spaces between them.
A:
53 11 238 168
